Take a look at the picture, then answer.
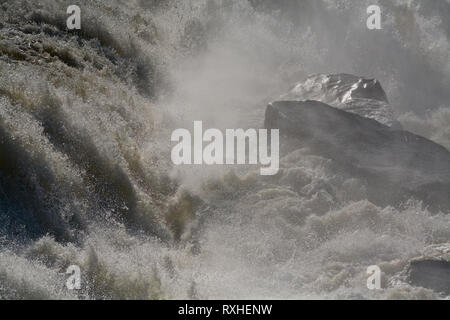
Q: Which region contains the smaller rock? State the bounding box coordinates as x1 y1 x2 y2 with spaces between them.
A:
406 245 450 296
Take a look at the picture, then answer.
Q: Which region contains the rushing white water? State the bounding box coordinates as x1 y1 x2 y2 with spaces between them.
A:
0 0 449 299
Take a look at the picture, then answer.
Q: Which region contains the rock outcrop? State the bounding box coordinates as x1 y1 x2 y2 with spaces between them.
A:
388 244 450 296
278 73 400 128
265 100 450 211
408 259 450 295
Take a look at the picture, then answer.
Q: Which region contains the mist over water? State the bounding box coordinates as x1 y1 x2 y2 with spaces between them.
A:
0 0 449 299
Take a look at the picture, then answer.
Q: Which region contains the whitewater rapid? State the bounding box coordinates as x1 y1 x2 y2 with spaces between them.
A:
0 0 449 299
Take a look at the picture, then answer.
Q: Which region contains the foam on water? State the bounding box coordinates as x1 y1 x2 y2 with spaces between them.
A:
0 0 449 299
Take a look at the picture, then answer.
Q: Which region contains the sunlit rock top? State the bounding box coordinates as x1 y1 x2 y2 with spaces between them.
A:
279 73 399 128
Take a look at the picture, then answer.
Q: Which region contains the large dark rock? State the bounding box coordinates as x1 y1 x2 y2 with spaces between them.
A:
265 100 450 211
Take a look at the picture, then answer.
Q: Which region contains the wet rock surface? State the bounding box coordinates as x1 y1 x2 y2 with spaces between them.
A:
278 74 399 127
265 100 450 211
408 259 450 295
403 244 450 296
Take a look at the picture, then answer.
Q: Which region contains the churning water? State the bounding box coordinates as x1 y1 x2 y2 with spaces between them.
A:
0 0 449 299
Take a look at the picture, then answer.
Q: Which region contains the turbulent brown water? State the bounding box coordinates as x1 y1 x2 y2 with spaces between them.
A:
0 0 449 299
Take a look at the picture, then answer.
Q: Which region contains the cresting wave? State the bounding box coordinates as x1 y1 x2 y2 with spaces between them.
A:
0 0 449 299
